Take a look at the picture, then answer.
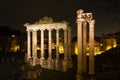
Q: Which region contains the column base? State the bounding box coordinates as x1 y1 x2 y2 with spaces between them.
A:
47 58 52 69
55 59 59 70
76 72 84 80
67 59 73 68
62 60 68 72
40 58 44 67
26 57 31 62
32 57 37 66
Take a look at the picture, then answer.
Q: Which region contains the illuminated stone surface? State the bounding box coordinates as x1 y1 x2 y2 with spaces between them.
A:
24 19 72 71
76 9 95 80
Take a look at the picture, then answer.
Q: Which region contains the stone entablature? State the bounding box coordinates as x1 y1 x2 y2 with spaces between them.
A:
24 22 68 31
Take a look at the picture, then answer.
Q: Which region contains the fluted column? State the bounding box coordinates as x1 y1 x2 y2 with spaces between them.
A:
83 22 87 73
27 30 31 60
40 29 44 66
89 20 95 79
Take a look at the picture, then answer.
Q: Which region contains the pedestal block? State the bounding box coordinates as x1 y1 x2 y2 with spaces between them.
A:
40 58 44 67
47 59 52 69
32 57 37 66
62 60 67 72
55 59 59 70
67 59 73 68
76 73 83 80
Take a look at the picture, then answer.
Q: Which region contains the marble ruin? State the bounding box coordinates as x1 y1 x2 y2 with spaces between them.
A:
24 9 95 79
76 9 95 80
24 17 72 72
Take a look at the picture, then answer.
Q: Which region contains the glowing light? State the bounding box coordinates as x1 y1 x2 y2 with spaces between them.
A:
52 43 55 49
106 46 112 50
59 42 64 54
11 35 15 37
74 43 78 55
11 45 20 52
113 44 117 47
100 43 103 46
59 46 64 54
37 46 41 50
75 46 78 55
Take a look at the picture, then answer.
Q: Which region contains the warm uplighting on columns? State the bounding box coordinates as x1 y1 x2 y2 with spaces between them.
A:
34 30 37 58
48 29 52 69
76 9 84 80
48 29 52 60
40 29 45 66
83 22 87 73
64 29 68 60
76 9 95 80
27 30 31 60
56 29 59 59
56 29 60 70
68 27 72 59
32 30 37 66
89 20 95 76
32 31 35 58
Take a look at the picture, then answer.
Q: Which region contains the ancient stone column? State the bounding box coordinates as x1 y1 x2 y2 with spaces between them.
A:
89 20 95 80
56 29 59 60
68 27 71 59
32 31 35 58
76 9 84 80
34 30 37 58
83 22 87 73
48 29 52 69
40 29 44 66
27 30 31 60
64 29 68 60
62 29 68 72
56 29 59 70
32 30 37 66
48 29 52 59
67 27 72 68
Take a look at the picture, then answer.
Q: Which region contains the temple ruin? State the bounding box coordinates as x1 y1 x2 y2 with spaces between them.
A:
24 17 72 72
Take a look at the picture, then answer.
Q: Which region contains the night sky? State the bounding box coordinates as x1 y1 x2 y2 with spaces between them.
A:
0 0 120 37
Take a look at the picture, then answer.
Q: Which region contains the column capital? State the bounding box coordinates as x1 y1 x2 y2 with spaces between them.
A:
48 29 52 31
89 20 95 25
40 29 45 31
56 28 60 31
76 9 85 22
76 19 86 23
64 29 68 31
32 29 37 32
76 9 84 17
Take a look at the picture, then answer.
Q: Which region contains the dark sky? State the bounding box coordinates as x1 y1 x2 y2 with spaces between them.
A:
0 0 120 37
